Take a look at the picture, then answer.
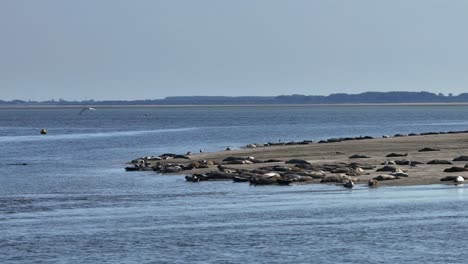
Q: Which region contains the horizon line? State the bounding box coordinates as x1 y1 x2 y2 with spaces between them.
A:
0 90 463 102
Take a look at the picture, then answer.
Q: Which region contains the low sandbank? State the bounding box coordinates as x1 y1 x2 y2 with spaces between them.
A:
128 132 468 187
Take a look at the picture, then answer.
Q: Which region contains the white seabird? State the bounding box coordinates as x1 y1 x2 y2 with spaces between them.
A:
78 107 96 115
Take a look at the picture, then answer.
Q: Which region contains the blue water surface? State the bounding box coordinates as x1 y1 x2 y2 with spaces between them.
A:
1 105 468 263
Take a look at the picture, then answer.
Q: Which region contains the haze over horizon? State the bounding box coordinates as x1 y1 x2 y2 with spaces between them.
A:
1 0 467 101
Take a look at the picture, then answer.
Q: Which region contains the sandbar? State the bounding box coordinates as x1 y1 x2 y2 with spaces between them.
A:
134 132 468 187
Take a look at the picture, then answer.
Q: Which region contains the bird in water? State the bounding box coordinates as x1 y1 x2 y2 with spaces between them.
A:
78 107 96 115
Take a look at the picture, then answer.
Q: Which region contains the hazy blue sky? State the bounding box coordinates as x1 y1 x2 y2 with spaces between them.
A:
1 0 467 100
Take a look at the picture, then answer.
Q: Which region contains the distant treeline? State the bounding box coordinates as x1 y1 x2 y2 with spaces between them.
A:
3 91 468 105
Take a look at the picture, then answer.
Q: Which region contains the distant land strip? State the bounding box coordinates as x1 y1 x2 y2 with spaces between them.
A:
3 91 468 106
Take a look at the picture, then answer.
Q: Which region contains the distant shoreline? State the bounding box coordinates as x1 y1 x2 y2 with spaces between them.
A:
2 102 468 109
4 91 468 107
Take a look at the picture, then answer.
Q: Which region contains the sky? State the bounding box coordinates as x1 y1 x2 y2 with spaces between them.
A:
1 0 467 101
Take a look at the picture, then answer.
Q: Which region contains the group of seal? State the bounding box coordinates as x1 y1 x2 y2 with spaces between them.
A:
127 144 468 187
187 147 468 187
126 129 468 187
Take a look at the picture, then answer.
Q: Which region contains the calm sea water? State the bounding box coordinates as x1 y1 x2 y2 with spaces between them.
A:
1 105 468 263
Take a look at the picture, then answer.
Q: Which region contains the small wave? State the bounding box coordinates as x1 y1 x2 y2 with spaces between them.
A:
0 191 228 215
0 127 198 143
425 121 468 126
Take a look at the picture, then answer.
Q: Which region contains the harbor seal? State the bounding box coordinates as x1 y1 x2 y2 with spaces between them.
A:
343 180 354 188
368 179 379 187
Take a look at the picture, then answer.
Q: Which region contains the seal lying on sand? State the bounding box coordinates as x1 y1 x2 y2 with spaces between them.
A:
376 166 397 172
343 180 354 188
368 179 379 187
443 167 468 172
348 154 370 159
418 147 440 152
440 175 468 182
427 160 452 165
321 174 358 183
373 175 400 181
390 171 409 177
386 153 407 157
453 156 468 161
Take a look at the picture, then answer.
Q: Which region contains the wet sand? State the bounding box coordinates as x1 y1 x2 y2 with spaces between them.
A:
144 133 468 187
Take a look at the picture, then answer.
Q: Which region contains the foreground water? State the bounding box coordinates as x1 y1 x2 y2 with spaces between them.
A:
1 105 468 263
